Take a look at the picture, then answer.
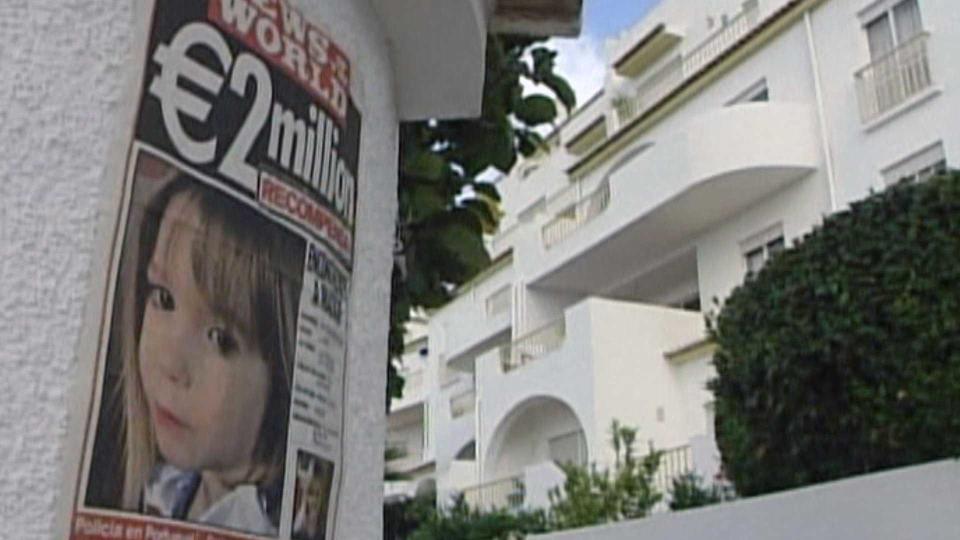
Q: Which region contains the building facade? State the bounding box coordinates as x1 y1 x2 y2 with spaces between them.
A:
385 0 955 511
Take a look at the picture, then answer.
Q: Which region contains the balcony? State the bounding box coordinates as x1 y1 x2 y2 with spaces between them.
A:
855 32 933 123
525 103 818 292
541 181 610 249
391 368 426 412
461 475 525 510
652 444 694 496
499 319 566 373
435 257 515 370
485 285 512 318
682 4 759 76
450 389 476 419
613 2 759 129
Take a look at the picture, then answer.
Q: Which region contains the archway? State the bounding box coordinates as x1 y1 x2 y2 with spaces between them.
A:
483 395 586 482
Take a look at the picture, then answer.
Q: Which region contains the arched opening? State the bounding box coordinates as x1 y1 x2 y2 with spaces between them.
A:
455 439 476 461
484 396 586 482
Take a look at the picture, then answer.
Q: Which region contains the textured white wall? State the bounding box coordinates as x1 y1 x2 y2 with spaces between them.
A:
0 1 399 538
0 1 134 538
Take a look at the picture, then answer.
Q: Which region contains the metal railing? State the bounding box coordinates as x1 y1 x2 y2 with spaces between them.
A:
855 32 932 123
499 319 566 373
541 181 610 248
450 389 476 419
485 285 512 318
682 5 759 76
653 444 694 495
461 475 525 510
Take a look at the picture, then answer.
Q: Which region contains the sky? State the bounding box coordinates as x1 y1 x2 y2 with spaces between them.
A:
547 0 662 106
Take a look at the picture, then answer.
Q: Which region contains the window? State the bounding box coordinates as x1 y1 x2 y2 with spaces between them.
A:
855 0 931 122
727 78 769 106
741 224 785 276
882 141 948 185
863 0 922 60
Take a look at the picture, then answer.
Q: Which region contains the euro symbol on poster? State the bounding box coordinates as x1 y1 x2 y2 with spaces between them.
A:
149 23 231 165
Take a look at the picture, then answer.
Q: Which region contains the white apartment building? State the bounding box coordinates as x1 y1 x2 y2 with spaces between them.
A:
386 0 957 511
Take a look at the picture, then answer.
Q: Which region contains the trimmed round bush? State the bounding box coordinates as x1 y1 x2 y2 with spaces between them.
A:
709 171 960 496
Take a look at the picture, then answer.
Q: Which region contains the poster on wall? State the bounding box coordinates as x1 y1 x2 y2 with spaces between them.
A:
61 1 360 539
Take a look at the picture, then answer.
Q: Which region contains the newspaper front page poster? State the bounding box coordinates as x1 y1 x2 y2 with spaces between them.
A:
64 1 359 539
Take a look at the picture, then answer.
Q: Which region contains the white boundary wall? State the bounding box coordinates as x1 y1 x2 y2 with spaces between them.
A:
532 459 960 540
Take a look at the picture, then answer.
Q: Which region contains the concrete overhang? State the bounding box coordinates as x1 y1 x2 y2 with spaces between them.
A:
529 103 821 293
613 23 684 78
371 0 583 121
491 0 583 37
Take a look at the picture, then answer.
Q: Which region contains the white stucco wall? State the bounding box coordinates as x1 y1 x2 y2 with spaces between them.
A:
0 1 402 538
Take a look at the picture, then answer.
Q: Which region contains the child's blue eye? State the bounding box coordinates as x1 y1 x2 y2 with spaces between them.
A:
147 284 175 311
207 327 239 356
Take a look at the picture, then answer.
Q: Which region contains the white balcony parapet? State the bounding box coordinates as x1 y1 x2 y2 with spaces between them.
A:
541 181 610 249
461 475 525 510
485 285 512 318
450 389 476 419
401 370 424 398
653 444 694 496
614 3 759 128
615 56 683 128
490 222 520 256
500 319 566 373
855 32 932 123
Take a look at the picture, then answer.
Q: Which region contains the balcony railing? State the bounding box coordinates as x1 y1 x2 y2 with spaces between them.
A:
682 5 759 76
499 319 566 373
461 475 525 510
485 285 512 318
855 32 932 123
614 3 759 128
541 181 610 249
450 389 476 419
653 444 694 495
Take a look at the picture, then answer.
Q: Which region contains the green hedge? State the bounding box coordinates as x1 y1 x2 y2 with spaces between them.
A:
709 172 960 496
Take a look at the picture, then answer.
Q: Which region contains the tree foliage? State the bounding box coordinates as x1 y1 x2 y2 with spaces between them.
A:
408 495 548 540
388 36 576 402
548 421 662 530
709 172 960 496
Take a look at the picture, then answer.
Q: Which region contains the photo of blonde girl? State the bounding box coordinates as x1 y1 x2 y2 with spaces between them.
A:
84 154 305 537
292 451 335 540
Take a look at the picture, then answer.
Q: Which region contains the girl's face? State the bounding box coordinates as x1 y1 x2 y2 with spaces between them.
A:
139 192 270 478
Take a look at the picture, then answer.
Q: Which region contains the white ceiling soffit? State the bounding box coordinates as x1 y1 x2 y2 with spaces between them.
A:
491 0 583 37
371 0 488 121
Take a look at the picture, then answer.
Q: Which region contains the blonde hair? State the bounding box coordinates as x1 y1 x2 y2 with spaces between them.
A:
119 174 304 510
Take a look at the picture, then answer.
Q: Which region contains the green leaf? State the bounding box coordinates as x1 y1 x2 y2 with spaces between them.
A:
515 94 558 126
543 73 577 112
436 222 490 274
403 149 447 181
409 184 447 222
